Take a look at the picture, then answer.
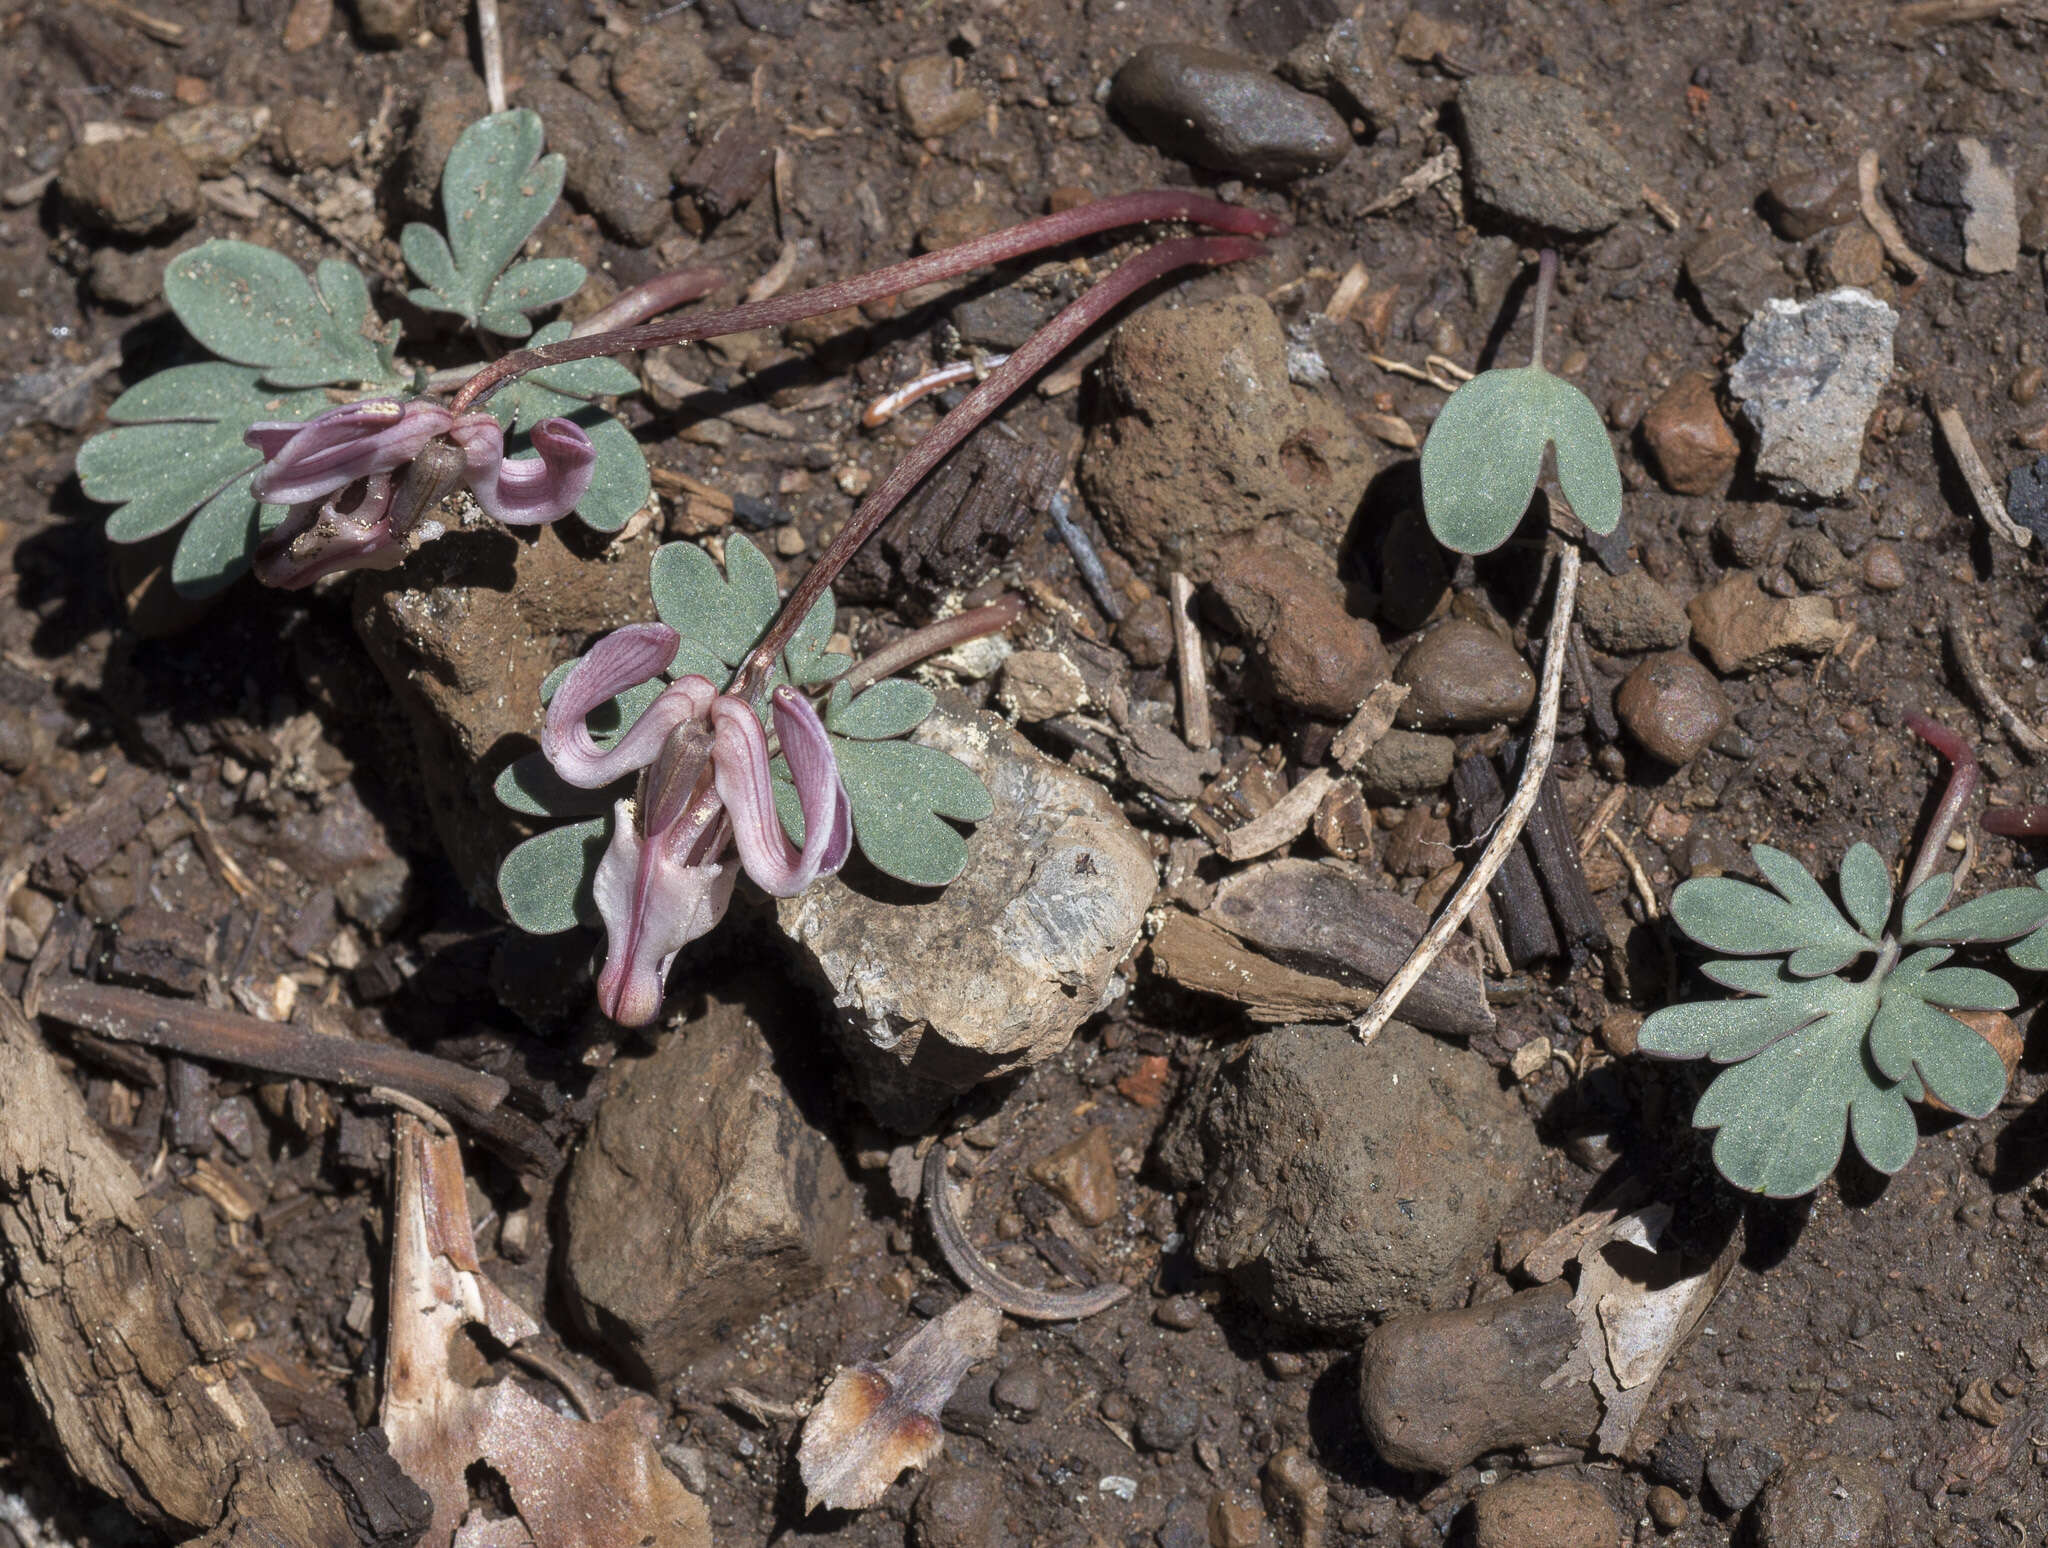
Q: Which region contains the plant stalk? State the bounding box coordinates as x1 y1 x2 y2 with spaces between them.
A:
834 597 1026 700
1354 544 1582 1047
1530 248 1557 373
449 191 1280 414
1903 713 1981 896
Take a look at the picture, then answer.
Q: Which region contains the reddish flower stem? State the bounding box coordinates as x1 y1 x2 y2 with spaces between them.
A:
449 191 1281 414
1981 807 2048 837
835 596 1026 699
1905 713 1982 895
573 265 723 335
728 232 1266 702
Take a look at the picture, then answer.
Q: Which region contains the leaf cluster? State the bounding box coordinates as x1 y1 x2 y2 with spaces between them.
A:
77 110 642 594
497 535 996 935
1640 844 2048 1197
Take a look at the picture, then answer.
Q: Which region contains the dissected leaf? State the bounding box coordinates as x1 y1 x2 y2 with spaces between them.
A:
403 110 581 337
497 818 606 933
77 364 324 592
166 242 401 387
783 591 844 685
1900 873 1954 937
836 737 994 887
650 534 780 665
829 678 937 741
1906 883 2048 946
1836 842 1892 938
1869 977 2009 1119
493 751 615 820
1419 366 1621 555
1669 846 1874 960
1638 961 1840 1064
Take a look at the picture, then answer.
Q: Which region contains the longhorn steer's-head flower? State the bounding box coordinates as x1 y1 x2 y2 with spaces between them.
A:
245 398 596 588
542 622 851 1025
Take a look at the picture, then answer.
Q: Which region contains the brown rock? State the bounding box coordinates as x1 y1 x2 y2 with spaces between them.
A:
273 99 357 173
59 136 200 237
561 985 853 1384
1786 529 1847 588
1717 505 1788 570
1261 1449 1329 1548
997 650 1088 721
1641 372 1739 495
1209 546 1388 719
1081 295 1375 579
1752 1457 1889 1548
1687 571 1848 674
401 70 491 217
1763 163 1859 240
1356 729 1454 804
1469 1474 1620 1548
1395 618 1535 731
282 0 331 52
1118 593 1176 668
1615 651 1730 766
610 21 712 134
897 55 985 139
1814 223 1887 289
1357 1283 1602 1473
1577 570 1690 653
157 103 268 179
1029 1126 1119 1226
1110 44 1351 184
1862 543 1906 591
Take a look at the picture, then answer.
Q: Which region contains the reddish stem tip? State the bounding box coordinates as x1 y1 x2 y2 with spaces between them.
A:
1905 712 1974 770
1982 807 2048 839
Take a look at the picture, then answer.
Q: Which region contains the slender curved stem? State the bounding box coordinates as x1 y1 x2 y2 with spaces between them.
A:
1530 248 1557 373
835 597 1025 699
450 191 1281 413
922 1147 1128 1321
1903 713 1981 896
728 233 1266 702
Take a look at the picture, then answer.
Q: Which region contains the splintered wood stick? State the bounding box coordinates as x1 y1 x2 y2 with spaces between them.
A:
1356 545 1582 1046
1170 572 1213 751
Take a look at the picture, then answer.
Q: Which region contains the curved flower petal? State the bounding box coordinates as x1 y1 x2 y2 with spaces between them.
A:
591 797 735 1027
448 413 596 526
248 399 452 507
542 626 716 789
711 687 852 896
253 475 409 590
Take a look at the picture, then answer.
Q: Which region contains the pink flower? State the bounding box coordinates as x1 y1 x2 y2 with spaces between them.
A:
245 398 597 588
543 623 852 1026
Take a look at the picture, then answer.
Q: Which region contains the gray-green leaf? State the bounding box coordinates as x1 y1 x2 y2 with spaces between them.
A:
835 738 994 887
828 678 937 740
650 534 780 665
1905 883 2048 946
498 817 608 934
486 320 647 531
166 242 401 387
493 751 616 820
1669 847 1873 960
1868 985 2008 1118
402 110 580 337
1418 366 1623 555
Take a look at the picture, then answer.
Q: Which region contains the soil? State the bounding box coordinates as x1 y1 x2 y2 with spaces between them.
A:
3 0 2048 1546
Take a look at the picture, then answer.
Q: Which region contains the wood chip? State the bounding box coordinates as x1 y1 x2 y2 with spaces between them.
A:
1323 261 1370 322
1858 149 1929 281
1170 572 1212 752
1147 911 1375 1023
1360 145 1460 216
1216 770 1337 863
1331 681 1410 770
1356 411 1419 450
1935 403 2030 547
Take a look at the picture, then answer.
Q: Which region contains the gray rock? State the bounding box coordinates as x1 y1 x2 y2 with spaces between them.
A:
157 103 268 179
1355 728 1454 803
2008 456 2048 543
1395 618 1535 731
609 21 712 135
1907 136 2019 275
515 79 673 246
336 855 411 934
1469 1474 1620 1548
1357 1283 1601 1473
1178 1022 1537 1331
1278 17 1399 131
1728 289 1897 501
1683 228 1787 334
953 286 1061 351
88 248 162 311
1234 0 1344 55
897 55 986 140
1752 1456 1890 1547
1456 75 1633 235
1704 1438 1784 1514
561 985 853 1384
1577 570 1689 654
776 708 1154 1130
1110 45 1351 183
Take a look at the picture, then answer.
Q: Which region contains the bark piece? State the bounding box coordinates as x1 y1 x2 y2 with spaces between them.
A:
1451 753 1558 965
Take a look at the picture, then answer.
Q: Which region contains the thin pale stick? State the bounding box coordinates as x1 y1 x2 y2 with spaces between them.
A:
1354 545 1581 1047
834 597 1025 699
1944 599 2048 760
477 0 507 115
1935 404 2030 548
1170 571 1212 751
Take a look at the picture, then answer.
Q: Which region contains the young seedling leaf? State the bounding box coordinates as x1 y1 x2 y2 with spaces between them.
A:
498 817 607 934
782 592 841 686
1900 873 1955 938
166 242 401 387
1419 367 1621 555
493 751 616 820
835 737 994 887
1868 986 2009 1117
76 364 326 591
402 110 581 337
1670 857 1871 960
829 678 937 741
649 535 780 665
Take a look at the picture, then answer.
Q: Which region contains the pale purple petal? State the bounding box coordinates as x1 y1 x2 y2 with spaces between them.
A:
253 476 408 590
591 797 736 1027
711 688 851 896
447 413 597 526
247 399 452 506
542 627 716 789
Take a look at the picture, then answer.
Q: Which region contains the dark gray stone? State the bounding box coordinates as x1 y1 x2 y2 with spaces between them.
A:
1111 44 1351 182
1456 75 1633 235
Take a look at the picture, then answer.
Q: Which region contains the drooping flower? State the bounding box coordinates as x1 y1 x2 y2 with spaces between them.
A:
542 622 851 1025
246 398 596 588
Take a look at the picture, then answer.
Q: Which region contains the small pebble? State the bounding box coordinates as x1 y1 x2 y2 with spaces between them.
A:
1646 1484 1688 1531
1117 593 1176 668
1764 163 1859 239
1261 1448 1329 1548
1100 1390 1135 1424
897 54 985 138
59 136 200 237
1111 44 1350 183
1395 618 1535 731
1136 1389 1200 1452
1615 651 1730 766
1641 372 1739 495
1207 1495 1265 1548
1813 223 1886 289
1468 1473 1619 1548
2013 366 2045 407
1156 1293 1204 1330
990 1362 1043 1416
1027 1125 1118 1225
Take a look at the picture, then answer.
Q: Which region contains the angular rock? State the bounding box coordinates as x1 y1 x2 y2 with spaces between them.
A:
1357 1283 1601 1473
777 708 1154 1129
610 21 712 135
897 54 985 140
1278 17 1399 131
1469 1474 1620 1548
1110 45 1350 183
2009 456 2048 543
1209 545 1388 720
997 650 1088 721
273 98 356 173
1728 289 1896 501
1577 569 1690 654
1029 1127 1118 1227
1176 1022 1537 1331
58 136 200 237
1683 228 1786 334
1786 529 1846 588
1640 372 1739 495
1907 136 2019 275
561 985 854 1384
1687 571 1848 674
157 103 268 179
516 79 672 246
1813 223 1886 289
1354 728 1454 803
1705 1438 1783 1514
1763 163 1859 241
1080 295 1374 579
1395 618 1535 731
1456 75 1634 236
89 248 161 310
1616 651 1729 766
1752 1457 1889 1547
1716 505 1788 570
1205 859 1493 1037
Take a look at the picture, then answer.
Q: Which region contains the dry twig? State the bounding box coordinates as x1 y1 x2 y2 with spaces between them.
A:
1170 572 1212 751
1858 149 1929 281
476 0 508 115
1935 404 2031 548
1943 600 2048 759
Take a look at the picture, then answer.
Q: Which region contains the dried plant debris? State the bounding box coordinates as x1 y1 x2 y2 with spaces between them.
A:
797 1293 1001 1513
1523 1200 1739 1455
382 1116 711 1548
